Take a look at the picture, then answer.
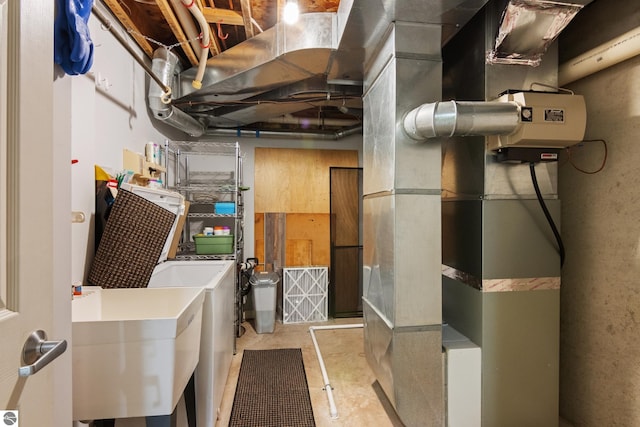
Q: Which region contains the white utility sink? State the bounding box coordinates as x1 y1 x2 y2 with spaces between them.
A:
72 286 205 421
148 260 235 427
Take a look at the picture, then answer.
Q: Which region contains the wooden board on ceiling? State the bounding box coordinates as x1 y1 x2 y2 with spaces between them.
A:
246 0 277 29
245 0 340 30
254 147 358 214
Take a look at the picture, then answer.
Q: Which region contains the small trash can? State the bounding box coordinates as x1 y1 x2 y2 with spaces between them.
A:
249 271 280 334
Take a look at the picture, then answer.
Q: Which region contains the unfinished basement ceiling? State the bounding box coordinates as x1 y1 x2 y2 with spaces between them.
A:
103 0 340 65
99 0 594 137
102 0 356 136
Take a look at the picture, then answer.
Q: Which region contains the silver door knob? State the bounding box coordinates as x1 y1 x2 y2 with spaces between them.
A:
18 330 67 377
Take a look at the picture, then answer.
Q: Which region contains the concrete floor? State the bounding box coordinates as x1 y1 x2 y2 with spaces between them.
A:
216 318 402 427
216 318 576 427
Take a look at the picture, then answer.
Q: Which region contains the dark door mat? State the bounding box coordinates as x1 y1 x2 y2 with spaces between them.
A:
229 348 316 427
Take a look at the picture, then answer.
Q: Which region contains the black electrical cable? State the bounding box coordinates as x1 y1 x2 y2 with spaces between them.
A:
529 162 565 267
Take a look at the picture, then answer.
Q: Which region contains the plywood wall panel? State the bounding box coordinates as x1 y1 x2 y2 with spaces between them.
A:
255 240 265 269
255 214 265 268
286 239 313 266
255 212 331 267
264 212 286 270
286 213 330 267
254 148 356 270
254 148 358 213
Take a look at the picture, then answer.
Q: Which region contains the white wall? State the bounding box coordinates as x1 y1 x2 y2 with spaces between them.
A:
67 9 168 284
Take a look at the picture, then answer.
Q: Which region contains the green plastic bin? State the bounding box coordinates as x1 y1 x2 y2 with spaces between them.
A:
194 234 234 255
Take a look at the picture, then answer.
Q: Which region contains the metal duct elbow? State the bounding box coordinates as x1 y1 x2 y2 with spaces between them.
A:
153 104 206 137
149 49 205 137
403 100 520 142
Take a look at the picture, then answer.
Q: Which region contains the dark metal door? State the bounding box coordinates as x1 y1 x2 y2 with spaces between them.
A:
329 167 363 317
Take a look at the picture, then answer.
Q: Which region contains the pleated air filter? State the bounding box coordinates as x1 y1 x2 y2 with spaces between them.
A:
283 267 328 324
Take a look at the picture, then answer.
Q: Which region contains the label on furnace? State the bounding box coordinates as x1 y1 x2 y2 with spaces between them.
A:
544 108 565 122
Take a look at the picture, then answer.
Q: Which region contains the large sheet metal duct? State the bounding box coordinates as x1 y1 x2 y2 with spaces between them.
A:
147 11 359 136
360 1 493 425
363 22 444 427
170 12 361 133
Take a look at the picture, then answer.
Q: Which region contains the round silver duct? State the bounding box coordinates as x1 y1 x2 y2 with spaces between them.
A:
149 49 206 137
403 100 520 141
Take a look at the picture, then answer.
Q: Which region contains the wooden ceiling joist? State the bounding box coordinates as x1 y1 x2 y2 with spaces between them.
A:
102 0 155 57
201 7 245 25
157 0 200 65
101 0 344 71
239 0 255 39
195 0 222 56
276 0 285 23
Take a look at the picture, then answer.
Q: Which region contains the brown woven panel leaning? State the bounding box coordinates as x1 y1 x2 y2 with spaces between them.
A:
88 188 176 289
229 348 316 427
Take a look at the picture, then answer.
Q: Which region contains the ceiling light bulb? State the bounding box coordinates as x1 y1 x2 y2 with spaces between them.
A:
283 1 299 25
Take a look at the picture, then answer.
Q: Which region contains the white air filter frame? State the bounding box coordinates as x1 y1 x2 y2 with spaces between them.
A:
283 267 328 324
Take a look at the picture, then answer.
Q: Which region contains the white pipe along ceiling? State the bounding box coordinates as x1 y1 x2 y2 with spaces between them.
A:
559 25 640 85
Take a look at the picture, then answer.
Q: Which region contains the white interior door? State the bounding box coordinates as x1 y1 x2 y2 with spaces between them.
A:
0 2 71 425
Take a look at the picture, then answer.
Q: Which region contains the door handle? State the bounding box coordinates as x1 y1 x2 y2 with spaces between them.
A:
18 330 67 377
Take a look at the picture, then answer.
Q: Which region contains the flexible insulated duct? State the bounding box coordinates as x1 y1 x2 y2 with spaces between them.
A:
149 49 205 137
403 100 520 141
